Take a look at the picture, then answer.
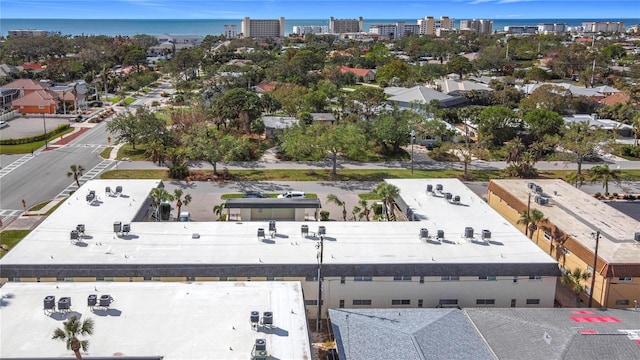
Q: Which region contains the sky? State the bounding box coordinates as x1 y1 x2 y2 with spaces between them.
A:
1 0 638 19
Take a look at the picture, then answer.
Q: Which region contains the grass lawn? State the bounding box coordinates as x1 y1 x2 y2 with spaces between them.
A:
0 127 75 154
28 201 50 212
108 96 121 103
124 97 136 105
100 147 112 158
0 230 31 259
117 144 148 161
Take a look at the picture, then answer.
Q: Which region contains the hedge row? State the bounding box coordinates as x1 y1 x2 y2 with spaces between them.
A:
0 124 70 145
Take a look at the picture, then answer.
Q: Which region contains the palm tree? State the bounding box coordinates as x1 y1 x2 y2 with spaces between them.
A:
326 194 347 221
213 204 225 221
374 182 400 221
67 165 85 187
150 187 173 220
589 164 621 196
517 208 548 241
351 205 362 221
52 315 94 360
358 199 371 221
172 188 192 216
560 268 592 307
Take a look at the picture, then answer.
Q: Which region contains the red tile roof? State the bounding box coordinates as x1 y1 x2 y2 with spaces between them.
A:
599 91 631 106
2 78 48 91
255 81 278 92
21 62 43 71
11 89 58 107
340 66 373 77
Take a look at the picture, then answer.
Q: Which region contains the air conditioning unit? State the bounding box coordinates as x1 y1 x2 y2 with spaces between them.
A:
635 232 640 242
253 350 268 360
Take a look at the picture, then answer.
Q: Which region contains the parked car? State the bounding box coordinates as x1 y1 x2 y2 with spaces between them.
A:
277 191 305 199
178 212 191 222
0 120 8 128
243 191 269 198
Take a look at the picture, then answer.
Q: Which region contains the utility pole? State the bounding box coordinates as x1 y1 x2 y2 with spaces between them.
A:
316 235 324 332
410 129 415 174
42 113 48 149
588 230 600 308
525 192 532 237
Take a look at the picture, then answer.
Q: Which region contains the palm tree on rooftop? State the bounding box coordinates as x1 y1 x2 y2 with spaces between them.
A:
52 315 94 360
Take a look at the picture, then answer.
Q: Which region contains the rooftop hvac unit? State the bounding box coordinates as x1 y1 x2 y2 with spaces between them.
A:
115 186 123 194
76 224 85 233
453 195 460 203
318 226 326 235
253 350 268 360
435 184 443 192
105 186 111 194
420 228 429 239
527 182 536 190
255 338 267 351
444 192 453 201
437 230 444 240
89 190 96 197
535 186 543 194
85 194 93 202
87 294 97 306
268 220 276 232
58 297 71 310
263 311 273 325
44 296 55 310
250 311 260 323
70 230 79 240
192 233 200 239
301 225 309 236
426 184 433 193
257 228 265 238
114 221 122 233
122 223 131 233
464 227 474 238
635 232 640 242
482 230 491 239
99 295 112 307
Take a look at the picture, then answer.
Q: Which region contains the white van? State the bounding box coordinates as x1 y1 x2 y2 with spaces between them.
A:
277 191 305 199
178 212 191 222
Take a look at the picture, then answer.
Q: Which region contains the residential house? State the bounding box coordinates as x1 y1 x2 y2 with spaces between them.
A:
3 79 59 114
517 82 606 100
0 64 23 81
599 91 631 106
339 66 376 82
262 116 299 139
430 76 492 95
563 113 633 137
254 81 279 93
385 85 468 109
310 113 335 124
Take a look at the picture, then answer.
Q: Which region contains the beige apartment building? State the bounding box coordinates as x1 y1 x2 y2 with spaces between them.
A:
488 179 640 309
329 16 364 33
418 16 455 35
241 17 285 37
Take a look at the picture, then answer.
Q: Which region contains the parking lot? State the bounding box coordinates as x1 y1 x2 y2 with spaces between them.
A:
0 115 72 140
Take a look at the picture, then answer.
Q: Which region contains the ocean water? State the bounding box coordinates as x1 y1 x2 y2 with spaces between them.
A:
1 18 638 37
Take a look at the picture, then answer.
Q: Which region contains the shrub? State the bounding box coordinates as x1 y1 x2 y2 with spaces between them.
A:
594 192 602 199
169 164 189 179
319 210 330 221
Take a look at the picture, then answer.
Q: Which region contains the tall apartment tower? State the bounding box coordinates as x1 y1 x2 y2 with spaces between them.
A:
582 21 625 33
329 16 364 33
224 24 237 39
460 19 493 34
241 17 285 38
417 16 455 35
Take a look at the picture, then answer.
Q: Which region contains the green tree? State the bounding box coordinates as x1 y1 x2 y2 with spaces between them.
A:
358 199 371 221
172 188 192 217
588 164 621 196
270 84 308 117
477 106 521 147
213 204 225 221
376 59 412 84
517 208 547 241
522 109 564 142
345 86 386 121
373 182 400 221
326 194 347 221
214 88 262 133
106 110 143 149
67 164 85 187
183 125 249 174
560 268 592 307
150 187 174 211
559 122 612 187
524 67 550 82
446 55 473 78
519 84 572 114
371 107 419 154
52 315 94 360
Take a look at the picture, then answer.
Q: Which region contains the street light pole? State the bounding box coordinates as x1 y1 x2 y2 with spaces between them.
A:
525 192 532 237
316 235 324 332
588 230 600 308
42 113 48 149
410 129 415 174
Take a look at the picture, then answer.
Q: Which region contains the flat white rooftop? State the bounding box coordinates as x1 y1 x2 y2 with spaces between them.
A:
0 179 556 268
490 179 640 264
0 281 310 359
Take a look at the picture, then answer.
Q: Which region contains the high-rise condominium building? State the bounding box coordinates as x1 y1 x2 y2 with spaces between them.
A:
417 16 454 35
582 21 625 33
224 25 237 39
460 19 493 34
292 25 329 36
241 17 285 38
329 17 364 33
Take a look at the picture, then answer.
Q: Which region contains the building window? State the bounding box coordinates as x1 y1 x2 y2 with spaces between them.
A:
304 300 323 306
306 276 317 281
393 276 412 281
476 299 496 305
526 299 540 305
511 299 516 307
439 299 458 306
441 276 460 281
528 276 542 280
479 276 496 281
391 299 411 305
587 266 594 275
418 299 423 308
354 276 372 281
615 300 629 306
339 300 345 308
340 276 345 284
353 299 372 306
618 277 632 282
419 276 424 284
543 232 551 241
